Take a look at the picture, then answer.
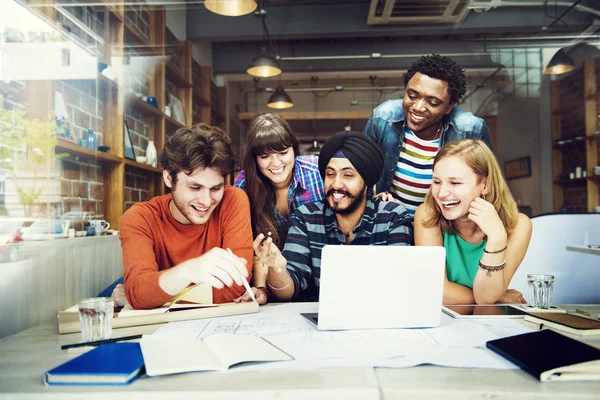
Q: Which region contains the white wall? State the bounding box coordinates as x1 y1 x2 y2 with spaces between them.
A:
193 42 213 67
496 96 543 215
166 10 186 40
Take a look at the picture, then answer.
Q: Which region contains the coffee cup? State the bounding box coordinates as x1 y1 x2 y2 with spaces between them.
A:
89 220 110 234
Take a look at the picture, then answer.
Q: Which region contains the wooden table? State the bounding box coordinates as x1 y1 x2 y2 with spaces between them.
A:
1 304 599 399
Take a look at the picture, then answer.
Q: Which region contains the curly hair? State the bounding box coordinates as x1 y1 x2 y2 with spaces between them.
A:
160 123 234 185
403 54 467 103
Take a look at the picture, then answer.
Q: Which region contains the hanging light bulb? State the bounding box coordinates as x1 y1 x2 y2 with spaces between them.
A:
247 47 281 78
204 0 257 17
543 48 576 75
267 85 293 109
306 140 321 153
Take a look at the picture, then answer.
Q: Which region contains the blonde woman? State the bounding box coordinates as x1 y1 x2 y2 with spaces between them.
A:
414 139 532 305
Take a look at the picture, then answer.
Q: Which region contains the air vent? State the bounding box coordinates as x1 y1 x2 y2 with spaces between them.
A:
368 0 471 25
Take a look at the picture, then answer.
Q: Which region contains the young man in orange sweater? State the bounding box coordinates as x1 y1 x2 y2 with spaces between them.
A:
116 124 266 309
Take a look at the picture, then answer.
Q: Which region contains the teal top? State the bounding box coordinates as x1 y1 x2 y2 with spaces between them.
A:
443 231 486 288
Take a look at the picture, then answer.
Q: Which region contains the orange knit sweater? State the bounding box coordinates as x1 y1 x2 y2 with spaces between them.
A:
119 186 253 309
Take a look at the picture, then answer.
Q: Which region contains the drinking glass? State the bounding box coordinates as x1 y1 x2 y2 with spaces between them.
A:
527 274 555 309
78 297 113 342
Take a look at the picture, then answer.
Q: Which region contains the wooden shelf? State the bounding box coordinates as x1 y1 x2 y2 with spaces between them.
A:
553 178 588 185
165 115 185 131
238 111 372 121
124 22 159 56
166 63 192 88
56 137 122 164
551 102 584 117
193 88 210 106
586 133 600 141
124 159 162 174
587 174 600 182
126 93 163 117
552 138 586 150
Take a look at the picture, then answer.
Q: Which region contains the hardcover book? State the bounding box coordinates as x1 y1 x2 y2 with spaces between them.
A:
44 342 144 385
487 330 600 382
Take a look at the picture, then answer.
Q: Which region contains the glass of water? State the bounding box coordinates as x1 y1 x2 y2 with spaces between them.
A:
78 297 114 342
527 274 555 309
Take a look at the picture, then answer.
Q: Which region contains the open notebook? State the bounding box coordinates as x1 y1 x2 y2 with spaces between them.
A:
140 334 293 376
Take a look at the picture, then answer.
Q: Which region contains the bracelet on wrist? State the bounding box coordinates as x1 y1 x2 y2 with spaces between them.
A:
483 245 507 254
267 277 292 291
478 260 506 277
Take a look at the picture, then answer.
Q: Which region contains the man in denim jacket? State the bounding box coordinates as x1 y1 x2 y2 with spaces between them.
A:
364 54 492 216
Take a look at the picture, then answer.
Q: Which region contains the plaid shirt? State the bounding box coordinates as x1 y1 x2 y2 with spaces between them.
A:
234 155 325 242
283 198 413 302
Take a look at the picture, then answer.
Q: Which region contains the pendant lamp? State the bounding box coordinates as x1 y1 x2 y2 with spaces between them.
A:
247 47 281 78
267 85 293 109
543 48 576 75
204 0 257 17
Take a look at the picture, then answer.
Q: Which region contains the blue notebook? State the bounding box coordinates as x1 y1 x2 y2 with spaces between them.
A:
44 342 145 385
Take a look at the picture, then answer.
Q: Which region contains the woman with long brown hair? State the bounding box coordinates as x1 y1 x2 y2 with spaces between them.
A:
234 113 324 300
414 139 532 305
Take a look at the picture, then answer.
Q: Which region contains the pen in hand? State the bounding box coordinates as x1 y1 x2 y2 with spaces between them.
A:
226 248 257 304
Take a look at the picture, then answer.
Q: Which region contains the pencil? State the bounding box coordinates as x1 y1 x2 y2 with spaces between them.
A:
61 334 143 350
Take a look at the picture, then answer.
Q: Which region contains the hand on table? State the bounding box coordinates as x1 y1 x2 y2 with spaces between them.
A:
234 287 267 305
111 283 129 307
496 289 526 304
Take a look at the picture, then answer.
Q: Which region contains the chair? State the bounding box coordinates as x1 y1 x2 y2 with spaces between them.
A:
510 213 600 304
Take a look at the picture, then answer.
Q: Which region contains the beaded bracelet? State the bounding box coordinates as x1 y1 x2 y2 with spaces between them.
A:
478 260 506 277
483 245 507 254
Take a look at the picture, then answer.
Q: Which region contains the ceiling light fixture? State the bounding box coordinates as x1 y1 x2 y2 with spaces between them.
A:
267 85 293 109
204 0 257 17
247 8 281 78
543 48 576 75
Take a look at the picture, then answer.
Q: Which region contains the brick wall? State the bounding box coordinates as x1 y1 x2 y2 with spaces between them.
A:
125 1 150 40
60 159 104 216
125 107 151 158
124 171 151 211
56 2 104 52
124 47 151 96
56 80 104 144
165 27 181 71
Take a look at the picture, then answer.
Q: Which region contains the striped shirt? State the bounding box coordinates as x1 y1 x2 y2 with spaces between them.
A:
284 199 413 302
234 155 324 243
390 129 440 217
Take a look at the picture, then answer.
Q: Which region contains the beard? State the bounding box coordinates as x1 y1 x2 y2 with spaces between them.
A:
326 184 367 215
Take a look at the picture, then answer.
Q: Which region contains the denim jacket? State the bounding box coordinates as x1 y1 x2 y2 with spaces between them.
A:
363 99 492 194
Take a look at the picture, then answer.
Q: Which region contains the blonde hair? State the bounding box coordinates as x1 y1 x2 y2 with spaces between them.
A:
423 139 519 234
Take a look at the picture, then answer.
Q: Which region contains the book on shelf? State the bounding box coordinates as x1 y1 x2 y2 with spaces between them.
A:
58 284 258 334
140 334 293 376
487 330 600 382
44 342 144 385
524 312 600 336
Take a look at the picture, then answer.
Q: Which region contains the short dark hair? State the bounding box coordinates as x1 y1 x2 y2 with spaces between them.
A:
403 54 467 103
160 123 234 184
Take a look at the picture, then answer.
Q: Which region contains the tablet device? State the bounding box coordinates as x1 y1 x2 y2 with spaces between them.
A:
442 304 528 319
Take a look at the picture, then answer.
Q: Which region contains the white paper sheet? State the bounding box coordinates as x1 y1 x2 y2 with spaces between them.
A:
151 303 533 372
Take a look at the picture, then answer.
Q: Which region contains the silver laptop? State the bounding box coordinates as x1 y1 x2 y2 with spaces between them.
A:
302 245 445 330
